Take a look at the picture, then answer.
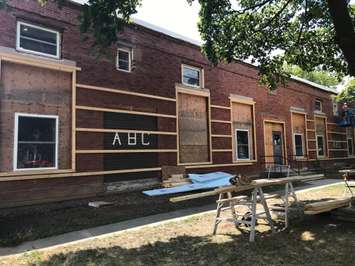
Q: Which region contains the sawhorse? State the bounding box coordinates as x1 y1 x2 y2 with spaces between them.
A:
213 186 275 242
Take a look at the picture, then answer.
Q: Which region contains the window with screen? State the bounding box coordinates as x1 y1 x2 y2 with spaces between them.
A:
315 100 322 112
14 114 58 170
316 135 325 157
17 21 60 58
294 134 304 157
117 48 131 72
182 65 202 88
236 129 250 160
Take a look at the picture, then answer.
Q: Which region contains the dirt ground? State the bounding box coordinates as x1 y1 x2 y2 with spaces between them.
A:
1 183 354 266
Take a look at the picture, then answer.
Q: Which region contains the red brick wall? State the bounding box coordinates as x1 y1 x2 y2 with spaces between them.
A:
0 0 346 179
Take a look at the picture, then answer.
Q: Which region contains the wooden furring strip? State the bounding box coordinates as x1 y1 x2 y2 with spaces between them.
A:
77 83 176 102
211 134 232 138
76 128 177 135
212 149 233 152
211 119 232 124
211 105 231 110
76 149 178 154
76 105 176 119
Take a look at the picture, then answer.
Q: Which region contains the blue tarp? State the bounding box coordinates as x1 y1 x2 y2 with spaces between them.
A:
143 172 233 196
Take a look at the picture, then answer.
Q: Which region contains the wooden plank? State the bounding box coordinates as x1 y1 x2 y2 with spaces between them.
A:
77 83 176 102
76 128 177 135
76 105 176 119
170 174 324 202
211 104 231 110
76 149 177 154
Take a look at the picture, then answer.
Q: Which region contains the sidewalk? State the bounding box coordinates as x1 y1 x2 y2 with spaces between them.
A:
0 178 342 257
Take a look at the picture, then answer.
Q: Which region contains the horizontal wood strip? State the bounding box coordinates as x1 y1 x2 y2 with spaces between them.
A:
0 168 162 182
212 149 233 152
328 140 347 143
211 119 232 124
328 131 346 135
76 149 178 154
308 139 316 141
329 149 348 151
185 162 254 169
77 83 176 102
306 129 315 131
76 128 177 135
211 104 231 110
211 134 232 138
0 169 74 178
76 105 176 119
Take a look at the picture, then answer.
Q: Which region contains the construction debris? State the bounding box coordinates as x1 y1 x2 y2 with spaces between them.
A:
304 198 352 215
88 201 114 208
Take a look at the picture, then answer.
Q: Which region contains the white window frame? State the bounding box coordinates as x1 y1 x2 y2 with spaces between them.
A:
13 113 59 171
181 64 204 88
16 21 61 59
315 99 322 112
293 133 305 158
333 102 338 116
316 134 326 158
116 48 132 73
235 128 251 161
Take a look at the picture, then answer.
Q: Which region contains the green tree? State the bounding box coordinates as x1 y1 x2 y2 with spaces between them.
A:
1 0 354 90
284 65 342 87
335 79 355 103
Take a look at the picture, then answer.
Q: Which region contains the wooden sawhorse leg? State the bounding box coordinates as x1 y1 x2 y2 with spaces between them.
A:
249 187 275 242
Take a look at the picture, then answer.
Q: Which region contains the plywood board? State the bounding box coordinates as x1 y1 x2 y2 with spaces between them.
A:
178 93 210 163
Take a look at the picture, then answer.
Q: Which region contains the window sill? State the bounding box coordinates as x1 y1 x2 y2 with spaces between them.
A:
233 160 257 164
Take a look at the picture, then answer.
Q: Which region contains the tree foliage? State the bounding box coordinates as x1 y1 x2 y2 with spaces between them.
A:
335 79 355 103
284 64 342 87
1 0 354 90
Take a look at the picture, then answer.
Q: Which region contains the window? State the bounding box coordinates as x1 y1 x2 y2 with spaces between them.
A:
182 65 202 88
315 99 322 112
117 48 131 72
236 129 250 160
348 138 354 156
333 102 338 116
294 133 304 157
16 21 60 58
14 113 58 170
316 135 325 157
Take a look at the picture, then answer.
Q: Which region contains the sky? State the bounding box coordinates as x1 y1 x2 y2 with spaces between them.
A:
73 0 355 43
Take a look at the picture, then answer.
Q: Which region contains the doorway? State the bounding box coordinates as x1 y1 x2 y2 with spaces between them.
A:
272 131 283 164
264 121 286 165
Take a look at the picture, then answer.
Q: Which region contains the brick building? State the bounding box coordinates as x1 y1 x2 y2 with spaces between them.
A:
0 0 353 207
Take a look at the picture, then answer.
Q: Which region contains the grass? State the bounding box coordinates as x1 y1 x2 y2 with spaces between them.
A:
0 179 346 247
1 182 354 266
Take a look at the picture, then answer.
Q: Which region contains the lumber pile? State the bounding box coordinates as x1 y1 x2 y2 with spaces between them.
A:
170 174 324 202
161 166 190 188
331 205 355 222
304 198 352 215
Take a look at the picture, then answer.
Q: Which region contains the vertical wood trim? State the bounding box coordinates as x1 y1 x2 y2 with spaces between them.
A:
0 57 2 80
252 103 257 162
71 71 77 170
175 88 180 165
325 116 329 158
304 113 309 157
230 98 235 161
208 93 213 163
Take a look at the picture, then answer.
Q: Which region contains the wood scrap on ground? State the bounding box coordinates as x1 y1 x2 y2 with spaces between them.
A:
304 198 352 215
88 201 114 208
161 166 190 188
